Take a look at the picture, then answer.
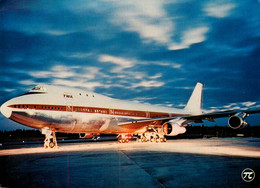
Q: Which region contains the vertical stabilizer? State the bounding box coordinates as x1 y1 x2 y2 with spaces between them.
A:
185 82 203 115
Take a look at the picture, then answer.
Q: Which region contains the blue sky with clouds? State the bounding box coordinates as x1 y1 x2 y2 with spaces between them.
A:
0 0 260 130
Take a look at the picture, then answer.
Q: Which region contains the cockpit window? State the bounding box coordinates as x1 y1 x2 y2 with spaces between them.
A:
19 85 47 96
31 86 47 92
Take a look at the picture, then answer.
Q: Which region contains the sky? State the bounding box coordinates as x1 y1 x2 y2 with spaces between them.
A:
0 0 260 130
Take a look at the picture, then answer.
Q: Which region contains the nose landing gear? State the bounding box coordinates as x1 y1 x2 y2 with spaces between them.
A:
42 128 57 149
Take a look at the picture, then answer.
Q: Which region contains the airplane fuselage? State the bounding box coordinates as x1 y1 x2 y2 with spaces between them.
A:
1 85 188 134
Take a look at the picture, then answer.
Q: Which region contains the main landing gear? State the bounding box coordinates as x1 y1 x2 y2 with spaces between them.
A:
117 134 131 143
136 132 166 143
136 126 167 143
117 132 167 144
42 128 57 149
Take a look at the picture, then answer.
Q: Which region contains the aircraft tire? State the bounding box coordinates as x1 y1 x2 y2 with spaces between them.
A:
49 141 55 148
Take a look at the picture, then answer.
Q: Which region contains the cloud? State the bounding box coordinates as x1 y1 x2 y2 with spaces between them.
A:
62 52 93 59
29 65 77 79
106 1 211 51
172 64 182 69
45 30 70 36
242 101 256 107
151 61 182 69
150 73 162 79
205 101 259 113
52 79 103 91
204 2 236 18
4 88 15 92
169 27 209 50
132 96 157 102
132 80 164 88
175 86 194 90
107 0 174 46
26 64 107 91
19 80 36 85
83 67 103 80
98 54 136 72
29 71 52 78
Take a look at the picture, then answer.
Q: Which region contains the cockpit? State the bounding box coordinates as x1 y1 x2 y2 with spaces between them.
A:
30 86 47 92
20 85 47 96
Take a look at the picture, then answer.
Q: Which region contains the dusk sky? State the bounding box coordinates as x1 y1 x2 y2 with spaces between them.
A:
0 0 259 130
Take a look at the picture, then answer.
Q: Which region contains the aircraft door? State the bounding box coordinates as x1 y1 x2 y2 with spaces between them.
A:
66 102 73 112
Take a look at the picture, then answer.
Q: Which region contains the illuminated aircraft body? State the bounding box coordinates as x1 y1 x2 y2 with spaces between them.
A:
1 83 259 148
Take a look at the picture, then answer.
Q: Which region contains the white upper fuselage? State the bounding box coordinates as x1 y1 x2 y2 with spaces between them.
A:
1 85 188 134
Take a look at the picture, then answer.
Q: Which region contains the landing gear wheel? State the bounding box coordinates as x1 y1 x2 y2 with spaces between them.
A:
163 138 167 142
49 141 55 148
118 138 122 143
156 138 159 143
126 138 129 143
159 138 163 142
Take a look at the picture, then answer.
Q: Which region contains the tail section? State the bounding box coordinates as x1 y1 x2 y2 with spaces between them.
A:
185 82 203 115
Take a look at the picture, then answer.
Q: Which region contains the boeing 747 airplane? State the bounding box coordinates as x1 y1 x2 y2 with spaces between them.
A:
1 83 259 148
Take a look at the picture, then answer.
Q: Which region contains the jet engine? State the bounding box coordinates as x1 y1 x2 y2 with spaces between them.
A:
228 113 248 129
162 120 187 136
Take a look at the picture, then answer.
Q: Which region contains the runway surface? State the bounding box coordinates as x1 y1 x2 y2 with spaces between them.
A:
0 138 259 188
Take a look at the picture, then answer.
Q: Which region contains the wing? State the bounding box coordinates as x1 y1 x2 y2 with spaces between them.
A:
184 109 260 122
118 109 260 132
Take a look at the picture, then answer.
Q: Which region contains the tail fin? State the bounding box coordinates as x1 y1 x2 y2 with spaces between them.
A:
185 82 203 115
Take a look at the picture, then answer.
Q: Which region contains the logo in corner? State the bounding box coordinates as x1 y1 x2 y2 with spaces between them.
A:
241 168 255 182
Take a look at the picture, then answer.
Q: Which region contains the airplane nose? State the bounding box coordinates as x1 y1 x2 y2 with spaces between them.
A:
0 101 12 118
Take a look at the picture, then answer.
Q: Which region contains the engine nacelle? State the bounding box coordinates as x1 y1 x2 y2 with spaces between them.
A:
228 114 247 129
162 122 186 136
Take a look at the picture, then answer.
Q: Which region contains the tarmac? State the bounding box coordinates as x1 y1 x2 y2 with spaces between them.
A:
0 138 259 187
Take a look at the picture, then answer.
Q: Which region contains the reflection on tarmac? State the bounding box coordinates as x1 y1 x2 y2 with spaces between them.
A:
0 138 259 188
0 138 260 157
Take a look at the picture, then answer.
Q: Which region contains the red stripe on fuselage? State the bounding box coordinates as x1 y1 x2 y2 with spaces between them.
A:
8 104 184 118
